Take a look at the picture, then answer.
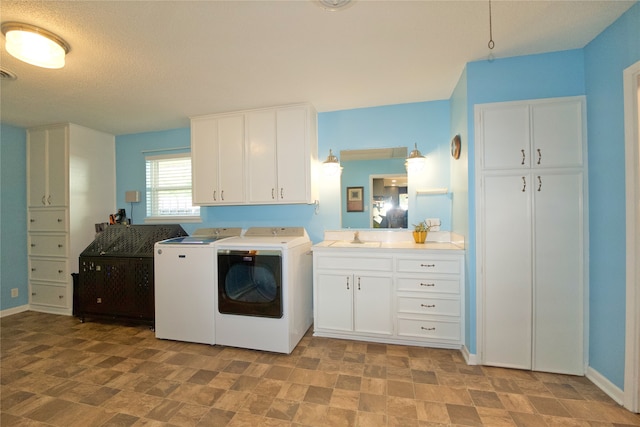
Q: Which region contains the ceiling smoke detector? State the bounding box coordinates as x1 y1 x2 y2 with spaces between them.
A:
316 0 354 12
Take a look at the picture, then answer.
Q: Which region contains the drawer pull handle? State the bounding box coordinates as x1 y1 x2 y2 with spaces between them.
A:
58 270 63 273
31 243 36 247
57 218 63 222
58 244 63 248
32 292 36 296
420 283 435 287
421 327 436 331
421 304 436 308
58 295 64 299
420 263 435 268
31 268 36 271
30 219 35 223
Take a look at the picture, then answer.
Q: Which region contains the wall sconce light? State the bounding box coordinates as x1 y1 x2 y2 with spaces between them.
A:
1 22 70 69
322 149 342 176
406 143 426 172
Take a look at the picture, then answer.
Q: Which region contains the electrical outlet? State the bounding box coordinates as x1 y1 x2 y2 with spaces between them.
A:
11 288 18 298
425 218 441 231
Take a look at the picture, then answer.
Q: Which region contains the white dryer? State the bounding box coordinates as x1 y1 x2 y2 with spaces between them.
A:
215 227 313 353
154 228 241 345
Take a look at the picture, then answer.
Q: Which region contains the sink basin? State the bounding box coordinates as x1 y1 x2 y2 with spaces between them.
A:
329 241 381 248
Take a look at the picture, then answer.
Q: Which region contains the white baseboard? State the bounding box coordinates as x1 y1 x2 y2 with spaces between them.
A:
461 345 479 365
0 304 29 318
586 366 625 405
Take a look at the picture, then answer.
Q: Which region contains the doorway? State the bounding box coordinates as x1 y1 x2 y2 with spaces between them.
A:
624 60 640 413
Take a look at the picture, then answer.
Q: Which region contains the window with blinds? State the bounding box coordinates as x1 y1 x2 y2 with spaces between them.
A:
145 153 200 220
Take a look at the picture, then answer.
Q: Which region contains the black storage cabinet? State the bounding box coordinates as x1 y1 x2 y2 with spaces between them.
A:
77 224 187 326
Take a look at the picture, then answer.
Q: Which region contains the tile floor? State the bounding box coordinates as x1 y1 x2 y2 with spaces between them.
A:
1 311 639 427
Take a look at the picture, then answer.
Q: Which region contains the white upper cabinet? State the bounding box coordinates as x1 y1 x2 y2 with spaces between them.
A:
192 103 317 206
191 113 245 205
479 98 584 170
28 126 69 207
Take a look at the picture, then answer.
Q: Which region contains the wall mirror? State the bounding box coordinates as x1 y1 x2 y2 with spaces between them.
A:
340 147 408 229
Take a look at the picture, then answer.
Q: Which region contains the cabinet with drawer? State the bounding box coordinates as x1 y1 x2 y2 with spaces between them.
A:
313 246 464 349
395 254 463 347
27 123 115 315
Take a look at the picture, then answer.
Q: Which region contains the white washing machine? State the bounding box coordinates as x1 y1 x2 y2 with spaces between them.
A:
154 228 242 345
215 227 313 353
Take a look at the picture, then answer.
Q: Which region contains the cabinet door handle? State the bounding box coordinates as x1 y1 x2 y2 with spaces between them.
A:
421 326 436 331
346 276 350 290
522 176 526 192
42 196 46 205
221 190 224 201
521 149 526 165
357 277 361 290
537 148 542 165
420 263 435 268
272 188 275 199
420 283 435 287
280 188 284 199
537 176 542 192
421 304 436 308
213 190 217 201
47 195 51 205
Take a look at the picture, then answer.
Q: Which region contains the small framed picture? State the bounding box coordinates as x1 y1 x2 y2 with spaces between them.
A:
347 186 364 212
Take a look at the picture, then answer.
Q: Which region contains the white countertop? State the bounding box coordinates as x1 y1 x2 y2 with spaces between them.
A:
313 230 465 252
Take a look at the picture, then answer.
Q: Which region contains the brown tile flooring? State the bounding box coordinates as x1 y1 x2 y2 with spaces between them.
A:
1 311 639 427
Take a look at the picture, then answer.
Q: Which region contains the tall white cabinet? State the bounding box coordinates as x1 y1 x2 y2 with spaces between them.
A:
27 124 115 315
476 97 587 375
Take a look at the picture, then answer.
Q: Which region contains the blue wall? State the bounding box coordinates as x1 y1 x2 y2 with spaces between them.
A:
584 2 640 388
1 124 28 311
115 101 452 243
320 101 452 230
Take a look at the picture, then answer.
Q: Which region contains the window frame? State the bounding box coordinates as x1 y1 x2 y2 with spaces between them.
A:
144 152 201 223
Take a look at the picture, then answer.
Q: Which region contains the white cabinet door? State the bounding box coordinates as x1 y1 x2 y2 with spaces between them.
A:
27 126 68 207
482 173 533 370
315 272 353 332
533 171 584 375
276 106 309 202
191 114 245 205
531 100 584 168
191 117 219 204
46 126 68 207
354 275 393 335
480 104 530 170
28 128 48 207
217 115 245 204
247 109 278 203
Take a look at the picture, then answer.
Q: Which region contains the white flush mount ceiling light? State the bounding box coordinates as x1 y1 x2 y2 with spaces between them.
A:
316 0 354 12
1 22 70 69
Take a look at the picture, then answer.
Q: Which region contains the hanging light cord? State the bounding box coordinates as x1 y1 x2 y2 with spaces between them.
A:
488 0 495 49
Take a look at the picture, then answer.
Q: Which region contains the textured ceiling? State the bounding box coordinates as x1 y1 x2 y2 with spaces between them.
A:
0 0 635 136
